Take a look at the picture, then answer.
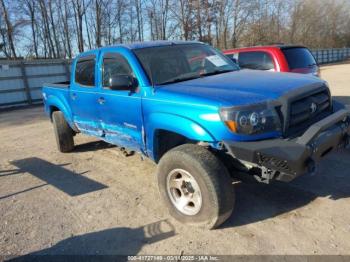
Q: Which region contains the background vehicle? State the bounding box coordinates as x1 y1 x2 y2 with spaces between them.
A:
223 45 320 76
42 41 349 229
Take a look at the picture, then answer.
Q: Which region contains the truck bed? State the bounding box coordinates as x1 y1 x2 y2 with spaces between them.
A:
46 81 70 89
42 82 71 118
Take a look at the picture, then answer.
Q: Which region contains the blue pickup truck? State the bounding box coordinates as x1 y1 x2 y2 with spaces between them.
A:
43 41 350 229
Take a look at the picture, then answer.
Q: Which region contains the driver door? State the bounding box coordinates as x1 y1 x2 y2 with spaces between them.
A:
96 51 143 152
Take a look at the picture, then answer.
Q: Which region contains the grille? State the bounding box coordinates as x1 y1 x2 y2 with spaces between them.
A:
287 90 331 133
259 154 291 173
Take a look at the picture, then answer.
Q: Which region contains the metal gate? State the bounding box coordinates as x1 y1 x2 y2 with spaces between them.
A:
0 59 70 108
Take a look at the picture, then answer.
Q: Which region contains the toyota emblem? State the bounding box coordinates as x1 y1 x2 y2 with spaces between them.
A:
310 102 317 114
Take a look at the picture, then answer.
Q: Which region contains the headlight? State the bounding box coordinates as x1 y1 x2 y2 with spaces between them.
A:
220 102 281 135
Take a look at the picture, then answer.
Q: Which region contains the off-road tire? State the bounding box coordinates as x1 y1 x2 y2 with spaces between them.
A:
52 111 74 153
157 144 235 229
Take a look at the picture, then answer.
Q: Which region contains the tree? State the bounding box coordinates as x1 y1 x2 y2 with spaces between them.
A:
1 0 350 59
0 0 17 58
72 0 87 52
22 0 38 58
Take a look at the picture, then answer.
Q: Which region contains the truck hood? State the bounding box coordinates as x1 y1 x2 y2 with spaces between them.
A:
154 70 325 107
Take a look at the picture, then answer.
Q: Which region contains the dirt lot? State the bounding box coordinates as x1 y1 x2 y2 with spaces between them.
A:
1 63 350 257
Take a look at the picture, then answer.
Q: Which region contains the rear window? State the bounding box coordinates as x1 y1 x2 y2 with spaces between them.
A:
75 56 96 86
238 51 274 70
282 48 317 69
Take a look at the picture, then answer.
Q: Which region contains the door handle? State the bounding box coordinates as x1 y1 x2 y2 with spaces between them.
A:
98 97 105 105
71 93 77 100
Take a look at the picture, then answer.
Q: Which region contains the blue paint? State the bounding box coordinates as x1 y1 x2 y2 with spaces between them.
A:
42 41 326 162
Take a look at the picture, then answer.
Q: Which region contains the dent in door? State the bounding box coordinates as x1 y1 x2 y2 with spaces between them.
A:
100 122 141 152
75 119 104 137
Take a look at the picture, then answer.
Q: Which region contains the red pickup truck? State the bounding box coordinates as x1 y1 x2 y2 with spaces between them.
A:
223 45 320 77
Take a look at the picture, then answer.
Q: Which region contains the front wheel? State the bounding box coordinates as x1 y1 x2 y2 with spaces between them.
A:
157 144 235 229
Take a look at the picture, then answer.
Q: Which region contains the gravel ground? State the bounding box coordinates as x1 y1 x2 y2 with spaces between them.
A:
1 63 350 257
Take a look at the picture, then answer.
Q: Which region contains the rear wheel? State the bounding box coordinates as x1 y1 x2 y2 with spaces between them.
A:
52 111 74 153
157 144 235 229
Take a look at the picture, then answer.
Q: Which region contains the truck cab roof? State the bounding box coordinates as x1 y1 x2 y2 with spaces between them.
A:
77 41 204 56
74 41 206 62
118 40 203 50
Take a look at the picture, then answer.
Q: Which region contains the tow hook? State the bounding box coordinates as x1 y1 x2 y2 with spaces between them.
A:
254 167 276 184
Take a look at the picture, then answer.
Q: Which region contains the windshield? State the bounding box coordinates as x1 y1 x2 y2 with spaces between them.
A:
282 47 317 69
133 44 239 85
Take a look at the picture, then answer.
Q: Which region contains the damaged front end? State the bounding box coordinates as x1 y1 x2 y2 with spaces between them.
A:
224 109 350 183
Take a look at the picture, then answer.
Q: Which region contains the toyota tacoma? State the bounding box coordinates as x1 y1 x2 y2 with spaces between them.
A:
42 41 350 229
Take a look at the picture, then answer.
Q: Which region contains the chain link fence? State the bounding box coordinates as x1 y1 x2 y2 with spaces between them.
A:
311 48 350 64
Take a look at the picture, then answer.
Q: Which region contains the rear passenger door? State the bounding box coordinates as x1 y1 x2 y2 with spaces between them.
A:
97 51 143 152
70 54 102 137
238 51 275 71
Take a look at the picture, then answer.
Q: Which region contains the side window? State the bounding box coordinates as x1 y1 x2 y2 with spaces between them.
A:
75 56 96 86
102 53 133 88
238 51 274 70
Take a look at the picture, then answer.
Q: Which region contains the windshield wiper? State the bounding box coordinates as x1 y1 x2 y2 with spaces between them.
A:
158 75 200 85
158 69 235 85
200 69 235 77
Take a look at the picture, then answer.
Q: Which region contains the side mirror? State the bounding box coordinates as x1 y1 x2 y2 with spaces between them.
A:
108 75 137 91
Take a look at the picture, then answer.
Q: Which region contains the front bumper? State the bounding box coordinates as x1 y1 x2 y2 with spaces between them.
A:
224 109 350 182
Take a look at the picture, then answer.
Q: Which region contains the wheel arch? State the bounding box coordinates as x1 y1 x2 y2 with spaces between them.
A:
146 112 216 162
46 97 74 130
